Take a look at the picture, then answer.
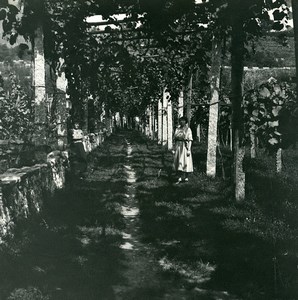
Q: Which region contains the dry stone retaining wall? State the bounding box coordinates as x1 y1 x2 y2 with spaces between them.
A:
0 132 105 241
0 151 68 239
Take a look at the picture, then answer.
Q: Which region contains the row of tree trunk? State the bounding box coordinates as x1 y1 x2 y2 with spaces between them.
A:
33 25 117 150
32 25 68 150
143 87 181 150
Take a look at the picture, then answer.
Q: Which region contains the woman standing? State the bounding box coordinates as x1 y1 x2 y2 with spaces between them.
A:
70 122 87 178
173 117 194 183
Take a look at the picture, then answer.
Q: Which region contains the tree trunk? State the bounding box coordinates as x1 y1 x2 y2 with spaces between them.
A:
158 98 162 144
235 132 246 201
206 38 221 177
167 99 173 150
162 87 168 147
56 57 68 150
276 148 282 173
151 104 156 140
229 126 233 151
178 89 184 118
197 124 201 142
231 15 246 201
105 110 112 136
148 105 153 139
82 98 89 133
292 0 298 99
33 25 47 146
250 131 256 158
186 74 193 125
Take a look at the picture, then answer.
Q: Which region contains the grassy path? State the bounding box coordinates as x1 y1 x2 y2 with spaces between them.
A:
0 130 296 299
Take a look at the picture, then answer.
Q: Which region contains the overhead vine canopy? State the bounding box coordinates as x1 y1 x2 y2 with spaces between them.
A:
0 0 290 119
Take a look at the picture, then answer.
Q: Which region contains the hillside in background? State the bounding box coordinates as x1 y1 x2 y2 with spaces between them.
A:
245 31 295 67
0 43 31 62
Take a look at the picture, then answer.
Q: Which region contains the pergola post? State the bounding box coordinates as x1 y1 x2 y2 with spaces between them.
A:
178 89 184 118
167 97 173 150
56 57 68 150
158 98 162 144
206 38 221 177
148 105 153 139
186 73 193 125
162 87 168 147
33 25 47 146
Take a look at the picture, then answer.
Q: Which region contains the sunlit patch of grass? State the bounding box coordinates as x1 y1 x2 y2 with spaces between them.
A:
223 217 295 242
159 257 216 285
159 240 181 246
189 194 221 205
72 255 88 266
136 178 167 190
155 202 193 219
77 225 123 239
212 205 296 242
8 287 49 300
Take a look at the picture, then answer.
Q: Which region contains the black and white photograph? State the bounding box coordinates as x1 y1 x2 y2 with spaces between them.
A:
0 0 297 299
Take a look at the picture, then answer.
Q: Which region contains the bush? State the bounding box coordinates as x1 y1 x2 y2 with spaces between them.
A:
0 73 33 140
8 287 49 300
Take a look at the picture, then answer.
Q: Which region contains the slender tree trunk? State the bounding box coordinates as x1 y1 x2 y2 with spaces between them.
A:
197 124 201 142
158 98 162 144
250 131 256 158
207 38 222 177
186 74 193 125
121 115 124 129
276 148 282 173
111 114 115 133
82 98 88 133
229 126 233 151
231 15 246 201
167 98 173 150
151 104 156 140
162 87 168 147
292 0 298 99
56 57 68 150
178 89 184 118
33 25 47 146
105 110 112 136
148 105 153 139
234 132 246 200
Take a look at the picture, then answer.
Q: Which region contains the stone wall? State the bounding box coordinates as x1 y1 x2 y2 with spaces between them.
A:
0 140 25 174
0 151 68 239
0 131 105 241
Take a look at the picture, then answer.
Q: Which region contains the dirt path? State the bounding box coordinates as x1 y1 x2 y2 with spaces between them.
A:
0 131 263 300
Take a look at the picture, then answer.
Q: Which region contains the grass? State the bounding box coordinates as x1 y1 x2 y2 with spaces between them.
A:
0 130 297 300
130 132 298 300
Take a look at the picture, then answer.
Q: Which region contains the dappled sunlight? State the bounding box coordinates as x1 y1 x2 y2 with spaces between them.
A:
1 131 297 299
121 205 139 218
159 257 216 285
120 242 134 250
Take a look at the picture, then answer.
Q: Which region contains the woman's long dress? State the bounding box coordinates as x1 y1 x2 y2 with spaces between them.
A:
173 126 193 173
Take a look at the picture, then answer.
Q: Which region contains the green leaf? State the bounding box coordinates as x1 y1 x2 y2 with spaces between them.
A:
259 87 270 98
273 9 286 21
268 120 279 128
272 22 284 31
272 106 282 117
252 110 258 117
0 8 6 20
269 137 278 145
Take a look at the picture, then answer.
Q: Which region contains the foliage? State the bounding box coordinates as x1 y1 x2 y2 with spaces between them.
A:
0 0 290 126
8 287 49 300
243 79 298 153
0 73 33 140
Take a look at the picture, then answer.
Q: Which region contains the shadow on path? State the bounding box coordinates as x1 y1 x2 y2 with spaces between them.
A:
0 131 294 300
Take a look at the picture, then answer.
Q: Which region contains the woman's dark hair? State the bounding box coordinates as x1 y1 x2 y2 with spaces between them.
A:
179 116 188 123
